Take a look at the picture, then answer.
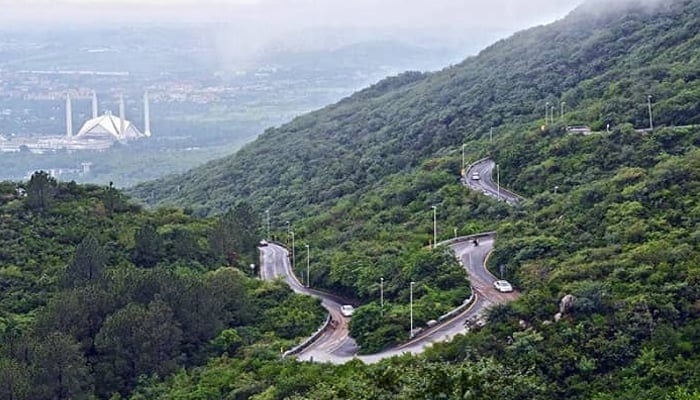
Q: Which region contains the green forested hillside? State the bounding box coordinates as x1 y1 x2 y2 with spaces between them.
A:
0 176 323 399
131 0 700 216
124 115 700 400
5 0 700 399
129 0 700 350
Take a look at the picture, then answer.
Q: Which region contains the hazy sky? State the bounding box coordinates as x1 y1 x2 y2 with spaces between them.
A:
0 0 583 31
0 0 586 65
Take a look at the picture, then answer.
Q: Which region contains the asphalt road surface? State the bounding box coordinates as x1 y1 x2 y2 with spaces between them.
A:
257 158 521 363
465 158 522 205
259 234 518 364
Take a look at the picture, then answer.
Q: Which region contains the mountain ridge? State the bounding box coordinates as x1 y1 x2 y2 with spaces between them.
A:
130 0 700 218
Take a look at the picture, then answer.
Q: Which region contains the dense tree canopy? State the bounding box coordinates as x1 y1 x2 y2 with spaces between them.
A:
4 0 700 399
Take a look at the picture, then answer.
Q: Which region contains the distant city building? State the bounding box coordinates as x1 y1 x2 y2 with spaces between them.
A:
76 111 146 141
0 90 152 153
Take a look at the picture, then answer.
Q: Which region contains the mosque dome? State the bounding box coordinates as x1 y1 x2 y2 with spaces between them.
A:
75 111 145 141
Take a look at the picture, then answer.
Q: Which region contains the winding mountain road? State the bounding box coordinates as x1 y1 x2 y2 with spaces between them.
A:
464 158 523 205
259 158 521 364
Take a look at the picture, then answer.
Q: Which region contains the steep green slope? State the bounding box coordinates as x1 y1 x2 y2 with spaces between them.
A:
125 124 700 400
5 1 700 399
0 176 323 399
127 0 700 352
131 0 700 217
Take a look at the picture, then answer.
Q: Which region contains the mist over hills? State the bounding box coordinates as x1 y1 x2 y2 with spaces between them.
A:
5 0 700 398
131 0 700 215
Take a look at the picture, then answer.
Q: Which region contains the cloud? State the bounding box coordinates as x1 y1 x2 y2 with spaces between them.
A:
0 0 582 29
0 0 585 71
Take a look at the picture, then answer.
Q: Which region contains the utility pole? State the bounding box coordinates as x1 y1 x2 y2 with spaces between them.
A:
497 163 501 201
561 101 566 119
266 209 270 241
545 102 550 124
461 144 466 173
380 277 384 316
647 95 654 131
291 231 295 270
410 281 415 338
431 205 438 249
551 106 555 124
490 127 493 143
305 244 310 287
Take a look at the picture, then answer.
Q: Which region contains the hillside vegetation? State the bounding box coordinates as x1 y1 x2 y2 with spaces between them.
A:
131 0 700 350
4 0 700 399
0 176 323 399
131 0 700 216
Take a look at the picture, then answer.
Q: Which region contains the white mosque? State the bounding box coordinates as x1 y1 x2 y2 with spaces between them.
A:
0 91 152 153
70 91 152 142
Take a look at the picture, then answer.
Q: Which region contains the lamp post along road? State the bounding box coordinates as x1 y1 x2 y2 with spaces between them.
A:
461 144 466 173
291 231 295 270
496 164 501 200
431 206 437 249
648 95 654 131
561 101 566 119
266 209 271 241
410 281 415 338
304 244 310 287
380 277 384 316
551 106 555 124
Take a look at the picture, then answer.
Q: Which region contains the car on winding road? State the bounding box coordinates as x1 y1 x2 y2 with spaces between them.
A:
340 305 355 317
471 171 481 180
493 280 514 293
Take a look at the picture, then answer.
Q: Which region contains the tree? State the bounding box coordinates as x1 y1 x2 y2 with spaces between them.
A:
29 332 93 400
63 235 106 287
209 202 259 265
0 357 30 400
26 171 57 211
131 223 164 268
95 300 182 396
33 285 114 356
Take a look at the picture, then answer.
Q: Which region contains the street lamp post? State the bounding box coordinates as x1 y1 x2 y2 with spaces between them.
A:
496 164 501 200
431 205 437 249
305 244 310 288
554 185 559 194
291 231 295 270
461 144 466 173
647 95 654 131
545 102 550 123
561 101 566 119
266 209 270 241
380 277 384 316
410 281 415 338
490 127 493 143
551 106 555 124
286 220 290 241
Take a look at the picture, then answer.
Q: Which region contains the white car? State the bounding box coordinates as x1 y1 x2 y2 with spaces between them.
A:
340 305 355 317
493 280 514 293
471 172 481 180
259 240 268 247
